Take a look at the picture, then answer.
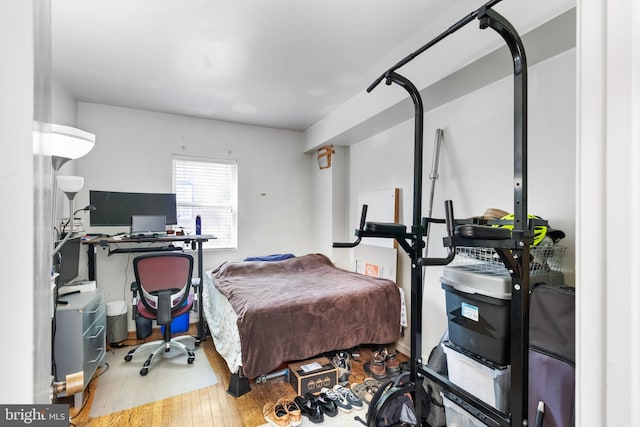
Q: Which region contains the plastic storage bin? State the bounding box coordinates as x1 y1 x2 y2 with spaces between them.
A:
441 265 512 364
160 311 190 334
442 391 489 427
442 342 510 412
441 265 563 365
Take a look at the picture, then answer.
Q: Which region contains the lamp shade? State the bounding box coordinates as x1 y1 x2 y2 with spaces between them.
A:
57 175 84 194
49 124 95 171
50 124 95 159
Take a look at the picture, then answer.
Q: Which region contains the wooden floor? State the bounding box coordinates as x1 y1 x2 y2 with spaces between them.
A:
66 325 406 427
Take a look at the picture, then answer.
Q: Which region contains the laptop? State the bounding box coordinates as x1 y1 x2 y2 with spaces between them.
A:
130 215 167 237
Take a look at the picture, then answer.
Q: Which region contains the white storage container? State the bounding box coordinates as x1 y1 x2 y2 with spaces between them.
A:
442 342 510 412
442 392 489 427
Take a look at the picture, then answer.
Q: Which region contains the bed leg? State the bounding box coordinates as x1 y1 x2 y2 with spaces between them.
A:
227 368 251 397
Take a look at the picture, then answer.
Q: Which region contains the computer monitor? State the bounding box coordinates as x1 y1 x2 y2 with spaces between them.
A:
54 236 81 286
89 190 177 226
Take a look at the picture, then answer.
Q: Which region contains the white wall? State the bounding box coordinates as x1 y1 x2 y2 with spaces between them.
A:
577 0 640 424
348 49 576 355
0 0 36 404
75 103 315 330
51 78 78 223
310 146 350 266
51 78 77 127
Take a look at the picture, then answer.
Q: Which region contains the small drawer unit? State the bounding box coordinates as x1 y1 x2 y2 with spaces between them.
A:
54 289 106 407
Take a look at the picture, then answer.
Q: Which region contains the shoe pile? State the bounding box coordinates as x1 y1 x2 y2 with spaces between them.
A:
263 398 302 427
320 385 364 413
271 384 364 426
331 351 351 385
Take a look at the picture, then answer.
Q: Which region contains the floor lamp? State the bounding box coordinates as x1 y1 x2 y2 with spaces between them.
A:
47 124 95 400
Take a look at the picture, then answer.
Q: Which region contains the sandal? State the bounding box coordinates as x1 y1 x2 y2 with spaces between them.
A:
351 383 375 405
363 377 382 387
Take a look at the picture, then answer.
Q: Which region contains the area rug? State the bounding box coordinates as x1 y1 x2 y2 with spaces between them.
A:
90 338 217 418
257 409 367 427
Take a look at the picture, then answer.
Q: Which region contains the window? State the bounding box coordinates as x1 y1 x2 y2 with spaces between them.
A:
172 156 238 249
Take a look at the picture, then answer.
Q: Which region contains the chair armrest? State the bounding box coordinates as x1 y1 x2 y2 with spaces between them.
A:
131 281 140 320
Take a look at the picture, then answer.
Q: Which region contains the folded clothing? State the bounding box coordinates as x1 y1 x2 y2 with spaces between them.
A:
244 253 295 262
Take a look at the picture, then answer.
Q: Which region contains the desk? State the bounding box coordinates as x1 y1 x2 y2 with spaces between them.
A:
83 234 214 340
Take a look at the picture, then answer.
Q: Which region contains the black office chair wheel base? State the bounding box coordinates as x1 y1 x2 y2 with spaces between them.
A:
187 351 195 364
195 339 202 347
140 367 149 376
124 354 133 362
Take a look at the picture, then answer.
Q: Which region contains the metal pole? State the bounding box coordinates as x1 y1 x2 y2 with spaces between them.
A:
479 7 529 426
367 0 504 93
424 128 443 258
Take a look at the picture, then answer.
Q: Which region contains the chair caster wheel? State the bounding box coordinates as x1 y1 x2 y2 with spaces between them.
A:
188 356 195 364
140 367 148 376
194 340 201 347
124 355 132 362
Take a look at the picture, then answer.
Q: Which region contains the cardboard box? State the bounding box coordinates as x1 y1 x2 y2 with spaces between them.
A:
288 357 338 395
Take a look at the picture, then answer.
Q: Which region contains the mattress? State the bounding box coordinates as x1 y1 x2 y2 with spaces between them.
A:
203 253 402 378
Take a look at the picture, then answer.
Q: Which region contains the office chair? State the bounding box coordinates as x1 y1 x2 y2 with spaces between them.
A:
124 252 198 376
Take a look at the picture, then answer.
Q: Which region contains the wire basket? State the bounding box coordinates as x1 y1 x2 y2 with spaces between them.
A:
453 245 566 276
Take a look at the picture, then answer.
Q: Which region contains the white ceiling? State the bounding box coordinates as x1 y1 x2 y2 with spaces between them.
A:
52 0 501 132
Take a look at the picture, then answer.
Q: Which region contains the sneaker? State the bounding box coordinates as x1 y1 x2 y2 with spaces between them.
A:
313 392 338 417
364 351 387 379
332 351 351 385
263 400 290 427
320 387 352 412
278 398 302 427
333 384 364 410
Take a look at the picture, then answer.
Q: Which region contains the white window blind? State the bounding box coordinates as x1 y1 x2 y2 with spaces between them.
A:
172 156 238 249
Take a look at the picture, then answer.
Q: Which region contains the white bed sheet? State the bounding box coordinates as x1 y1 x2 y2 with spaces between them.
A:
203 269 243 374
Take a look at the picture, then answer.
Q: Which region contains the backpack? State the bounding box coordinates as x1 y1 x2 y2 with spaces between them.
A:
356 371 417 426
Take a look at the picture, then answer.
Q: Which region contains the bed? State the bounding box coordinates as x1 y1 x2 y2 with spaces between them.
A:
202 253 402 383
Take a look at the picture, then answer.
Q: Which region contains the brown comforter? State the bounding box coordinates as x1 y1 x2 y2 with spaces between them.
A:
212 253 401 378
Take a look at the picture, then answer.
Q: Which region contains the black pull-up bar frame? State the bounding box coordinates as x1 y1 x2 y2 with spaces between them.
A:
334 0 532 425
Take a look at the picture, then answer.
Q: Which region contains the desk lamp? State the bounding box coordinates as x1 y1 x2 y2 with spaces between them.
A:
61 204 96 234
